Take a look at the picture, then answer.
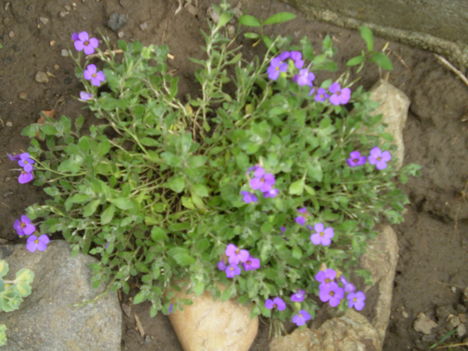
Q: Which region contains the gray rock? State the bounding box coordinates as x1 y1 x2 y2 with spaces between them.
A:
0 240 122 351
270 310 380 351
360 225 399 348
108 13 128 32
369 79 410 170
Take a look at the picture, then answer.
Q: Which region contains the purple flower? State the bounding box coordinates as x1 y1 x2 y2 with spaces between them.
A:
18 170 34 184
310 223 334 246
278 51 290 61
267 57 288 81
340 276 356 293
70 32 79 41
83 64 106 87
7 153 21 161
314 87 330 102
328 82 351 105
347 291 366 311
265 297 286 311
368 147 392 170
280 226 286 233
290 289 306 302
297 207 307 214
79 91 93 101
347 151 367 167
243 256 261 271
13 215 36 236
225 243 249 265
18 153 35 173
289 51 304 69
26 234 50 252
263 188 279 198
319 282 344 307
73 31 99 55
293 69 315 87
225 264 241 278
295 216 306 226
291 309 311 326
240 191 258 204
315 268 337 285
249 168 275 192
217 261 227 271
168 303 174 314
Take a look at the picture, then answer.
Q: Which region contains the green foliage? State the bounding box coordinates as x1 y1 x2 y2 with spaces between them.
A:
23 2 418 326
0 260 35 346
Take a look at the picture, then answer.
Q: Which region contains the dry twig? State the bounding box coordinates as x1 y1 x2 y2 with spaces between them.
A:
434 54 468 87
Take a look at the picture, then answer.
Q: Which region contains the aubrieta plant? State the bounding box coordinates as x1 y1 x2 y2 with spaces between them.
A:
12 1 420 331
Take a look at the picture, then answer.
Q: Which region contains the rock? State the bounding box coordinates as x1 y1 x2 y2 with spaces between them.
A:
139 22 149 31
35 71 49 84
39 17 49 25
413 313 438 334
59 10 70 18
270 310 380 351
0 241 122 351
169 286 258 351
107 13 128 32
369 79 410 169
61 49 69 57
360 225 399 347
5 121 12 127
8 31 15 38
457 323 466 338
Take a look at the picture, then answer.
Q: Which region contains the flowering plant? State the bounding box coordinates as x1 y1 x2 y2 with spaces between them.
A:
15 1 419 329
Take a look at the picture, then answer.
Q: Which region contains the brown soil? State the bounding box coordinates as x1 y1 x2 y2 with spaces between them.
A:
1 0 467 350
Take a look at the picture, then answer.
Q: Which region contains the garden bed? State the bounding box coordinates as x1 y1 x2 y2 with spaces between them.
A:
0 0 466 350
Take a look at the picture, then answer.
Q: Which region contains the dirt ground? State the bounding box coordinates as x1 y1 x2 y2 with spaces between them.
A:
0 0 467 350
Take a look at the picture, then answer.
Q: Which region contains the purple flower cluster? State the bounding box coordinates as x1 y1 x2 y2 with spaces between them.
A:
310 82 351 105
83 64 106 87
347 147 392 170
71 31 99 55
13 214 50 252
241 165 279 203
315 268 366 310
8 153 35 184
309 223 334 246
267 51 304 81
294 207 308 226
264 289 312 326
217 243 261 278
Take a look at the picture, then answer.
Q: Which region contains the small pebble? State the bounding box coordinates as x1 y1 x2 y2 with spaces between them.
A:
35 71 49 83
118 31 124 38
8 31 15 38
53 64 60 70
59 10 69 17
39 16 49 25
139 22 148 31
414 313 438 335
4 2 10 11
64 5 71 11
107 13 128 32
50 40 56 47
5 121 12 127
458 323 467 338
61 49 69 57
18 92 28 100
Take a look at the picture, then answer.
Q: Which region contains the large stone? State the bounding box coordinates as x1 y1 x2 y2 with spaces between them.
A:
270 310 380 351
169 287 258 351
0 240 122 351
369 79 410 170
360 225 399 348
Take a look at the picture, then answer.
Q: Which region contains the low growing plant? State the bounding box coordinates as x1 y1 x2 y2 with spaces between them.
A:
12 1 419 330
0 260 34 346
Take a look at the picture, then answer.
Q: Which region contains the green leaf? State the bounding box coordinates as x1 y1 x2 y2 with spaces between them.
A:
165 176 185 193
100 205 116 224
151 227 167 241
263 12 296 25
346 55 365 66
370 52 393 70
133 291 147 304
140 137 159 147
168 247 196 266
192 184 209 198
243 32 259 39
359 26 374 51
83 199 100 217
289 178 304 195
110 198 135 210
218 12 232 27
239 15 261 27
